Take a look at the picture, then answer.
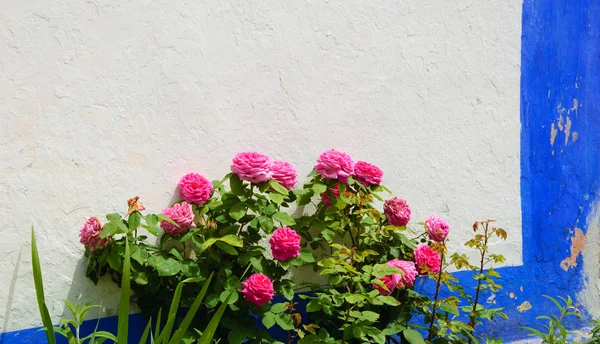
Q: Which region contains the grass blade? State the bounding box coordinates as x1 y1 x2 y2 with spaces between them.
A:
157 277 201 343
31 227 56 344
138 317 152 344
117 239 131 343
197 291 234 344
167 273 214 344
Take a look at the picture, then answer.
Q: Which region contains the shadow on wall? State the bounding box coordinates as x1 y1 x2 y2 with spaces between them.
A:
2 247 23 336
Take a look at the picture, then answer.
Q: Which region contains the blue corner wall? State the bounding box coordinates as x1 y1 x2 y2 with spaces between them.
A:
2 0 600 343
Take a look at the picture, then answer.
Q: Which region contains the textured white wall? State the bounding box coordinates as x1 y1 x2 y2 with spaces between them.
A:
0 0 522 332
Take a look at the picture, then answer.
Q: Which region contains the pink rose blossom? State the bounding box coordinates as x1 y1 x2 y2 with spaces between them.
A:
353 161 384 186
387 259 418 289
79 217 109 252
160 202 196 236
373 259 418 295
269 227 301 261
373 274 401 296
231 152 272 183
178 173 213 205
314 150 355 183
414 243 442 275
425 215 450 242
321 184 341 208
242 273 274 307
270 161 298 190
384 197 412 227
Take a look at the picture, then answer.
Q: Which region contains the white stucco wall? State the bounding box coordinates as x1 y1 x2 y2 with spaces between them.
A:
0 0 522 332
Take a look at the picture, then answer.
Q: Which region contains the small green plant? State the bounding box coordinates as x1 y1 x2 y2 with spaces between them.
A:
419 220 508 344
522 295 582 344
32 227 230 343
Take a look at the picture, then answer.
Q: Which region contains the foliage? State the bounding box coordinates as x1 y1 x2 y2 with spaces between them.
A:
522 295 583 344
32 227 230 343
421 220 508 343
85 174 303 343
291 174 420 343
75 151 513 343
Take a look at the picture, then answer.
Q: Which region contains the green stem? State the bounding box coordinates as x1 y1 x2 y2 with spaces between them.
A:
427 250 446 340
468 223 490 343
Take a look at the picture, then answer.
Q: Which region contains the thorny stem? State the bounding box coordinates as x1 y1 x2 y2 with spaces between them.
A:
468 222 490 343
427 249 446 340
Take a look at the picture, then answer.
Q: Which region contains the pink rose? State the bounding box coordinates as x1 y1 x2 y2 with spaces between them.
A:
269 227 301 261
160 202 196 236
373 274 401 296
321 184 341 208
384 197 412 227
414 244 441 275
79 217 109 252
425 215 450 242
353 161 384 186
387 259 418 289
178 173 213 205
271 161 298 190
231 152 272 183
373 259 417 295
242 273 274 307
314 150 355 183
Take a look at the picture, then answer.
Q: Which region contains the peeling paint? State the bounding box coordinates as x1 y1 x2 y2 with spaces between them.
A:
550 123 558 145
520 286 523 292
564 116 572 145
510 292 516 299
560 228 586 271
572 131 579 142
517 301 532 313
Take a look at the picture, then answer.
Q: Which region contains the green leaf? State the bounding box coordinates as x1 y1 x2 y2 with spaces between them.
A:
197 291 235 344
269 193 285 204
361 311 380 322
228 329 246 344
117 239 131 344
107 251 122 271
276 314 295 331
345 294 367 304
220 234 244 247
107 213 122 221
269 180 289 195
250 257 264 272
377 295 399 306
157 258 181 276
167 273 213 344
216 241 238 255
300 249 316 263
306 300 322 312
262 312 277 329
312 183 327 194
128 211 142 231
220 290 239 304
321 229 335 243
230 174 245 195
229 204 247 221
138 319 152 344
100 220 120 238
271 303 287 314
403 329 426 344
439 302 459 315
156 213 179 227
259 216 274 232
273 212 295 226
281 281 294 301
31 227 56 344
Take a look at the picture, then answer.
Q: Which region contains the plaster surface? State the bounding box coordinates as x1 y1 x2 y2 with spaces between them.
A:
0 0 522 332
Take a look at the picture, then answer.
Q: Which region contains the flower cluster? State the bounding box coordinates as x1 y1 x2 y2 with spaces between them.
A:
231 152 298 190
79 148 459 343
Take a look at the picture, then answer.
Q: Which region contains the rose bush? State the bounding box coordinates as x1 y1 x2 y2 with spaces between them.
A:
79 150 508 344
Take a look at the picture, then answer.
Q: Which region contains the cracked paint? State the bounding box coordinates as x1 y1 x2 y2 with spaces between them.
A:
560 228 586 271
